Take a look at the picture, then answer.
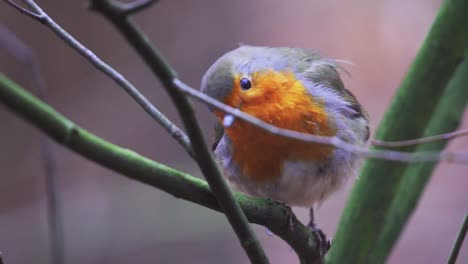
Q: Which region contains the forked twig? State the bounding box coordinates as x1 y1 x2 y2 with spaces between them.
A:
4 0 43 21
2 0 193 157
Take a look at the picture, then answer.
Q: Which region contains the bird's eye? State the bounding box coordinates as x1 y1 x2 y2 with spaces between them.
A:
240 78 252 90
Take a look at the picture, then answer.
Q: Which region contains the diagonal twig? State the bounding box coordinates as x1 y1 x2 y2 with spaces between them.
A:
2 0 193 157
447 213 468 264
87 0 270 263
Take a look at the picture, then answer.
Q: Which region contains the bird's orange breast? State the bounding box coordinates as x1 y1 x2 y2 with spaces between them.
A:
216 70 336 182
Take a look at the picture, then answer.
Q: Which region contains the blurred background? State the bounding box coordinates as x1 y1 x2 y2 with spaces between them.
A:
1 0 467 263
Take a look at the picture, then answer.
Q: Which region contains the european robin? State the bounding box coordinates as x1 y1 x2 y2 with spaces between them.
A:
201 46 369 241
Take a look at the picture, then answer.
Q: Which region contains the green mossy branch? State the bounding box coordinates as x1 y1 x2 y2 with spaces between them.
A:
327 0 468 263
0 74 321 264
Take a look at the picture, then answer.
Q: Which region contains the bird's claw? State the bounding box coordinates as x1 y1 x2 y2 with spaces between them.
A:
308 221 331 258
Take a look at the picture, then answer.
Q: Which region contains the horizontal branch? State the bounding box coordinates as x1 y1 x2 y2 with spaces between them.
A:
173 79 468 164
0 74 323 263
6 1 467 169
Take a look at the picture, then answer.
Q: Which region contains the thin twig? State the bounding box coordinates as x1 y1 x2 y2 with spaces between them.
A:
174 79 468 164
4 0 44 22
447 213 468 264
88 0 270 263
0 25 64 264
3 0 193 157
372 129 468 148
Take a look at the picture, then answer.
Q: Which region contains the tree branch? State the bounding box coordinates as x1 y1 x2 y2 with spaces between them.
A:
2 0 193 157
86 0 269 262
174 79 468 163
0 74 322 264
447 213 468 264
327 0 468 262
370 57 468 262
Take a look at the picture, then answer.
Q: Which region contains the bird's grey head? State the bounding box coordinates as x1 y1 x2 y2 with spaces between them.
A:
200 46 319 103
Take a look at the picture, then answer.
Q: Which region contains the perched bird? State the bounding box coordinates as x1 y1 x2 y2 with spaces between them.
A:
201 46 369 245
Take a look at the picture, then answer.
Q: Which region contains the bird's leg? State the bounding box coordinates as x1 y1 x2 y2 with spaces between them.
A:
307 207 331 256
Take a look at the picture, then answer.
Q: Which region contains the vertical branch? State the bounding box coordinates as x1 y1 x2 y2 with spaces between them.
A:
371 56 468 261
447 213 468 264
0 26 65 264
30 47 65 264
327 0 468 263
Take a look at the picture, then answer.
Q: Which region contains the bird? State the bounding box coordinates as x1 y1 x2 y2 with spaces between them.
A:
200 46 369 250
